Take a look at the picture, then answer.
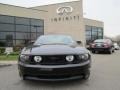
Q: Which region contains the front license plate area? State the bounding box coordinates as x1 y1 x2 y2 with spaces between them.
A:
97 44 101 47
40 68 53 71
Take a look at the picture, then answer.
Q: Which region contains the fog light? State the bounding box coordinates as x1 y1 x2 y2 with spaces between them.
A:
66 55 74 62
34 56 42 63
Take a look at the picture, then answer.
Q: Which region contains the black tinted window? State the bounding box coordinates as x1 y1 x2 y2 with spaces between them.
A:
0 15 14 24
16 17 30 25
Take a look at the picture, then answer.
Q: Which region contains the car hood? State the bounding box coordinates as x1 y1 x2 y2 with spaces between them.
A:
21 45 89 55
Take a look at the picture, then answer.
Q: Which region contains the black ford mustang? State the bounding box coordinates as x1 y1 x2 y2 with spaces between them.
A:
18 35 91 81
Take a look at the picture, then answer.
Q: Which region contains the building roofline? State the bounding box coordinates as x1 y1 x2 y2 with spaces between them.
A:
84 18 104 23
30 0 80 8
0 3 48 12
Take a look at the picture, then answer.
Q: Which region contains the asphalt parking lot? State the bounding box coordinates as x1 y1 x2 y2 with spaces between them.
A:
0 50 120 90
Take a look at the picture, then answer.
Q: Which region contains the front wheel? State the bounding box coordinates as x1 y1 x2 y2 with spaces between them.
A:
112 49 115 53
19 71 26 80
82 70 90 80
92 50 95 53
108 48 113 54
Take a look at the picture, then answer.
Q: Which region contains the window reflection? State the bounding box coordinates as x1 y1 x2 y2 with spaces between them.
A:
86 25 103 45
0 15 44 47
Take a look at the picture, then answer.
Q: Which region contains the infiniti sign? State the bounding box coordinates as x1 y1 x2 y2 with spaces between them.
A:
56 6 73 15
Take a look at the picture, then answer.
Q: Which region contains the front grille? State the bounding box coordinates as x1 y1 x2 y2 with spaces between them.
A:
29 55 81 65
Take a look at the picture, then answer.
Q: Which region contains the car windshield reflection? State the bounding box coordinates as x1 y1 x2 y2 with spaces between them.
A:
34 35 76 45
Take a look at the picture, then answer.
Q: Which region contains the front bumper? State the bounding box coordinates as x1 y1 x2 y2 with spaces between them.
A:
91 47 110 52
18 60 91 81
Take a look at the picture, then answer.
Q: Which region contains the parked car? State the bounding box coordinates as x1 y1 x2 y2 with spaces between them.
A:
18 35 91 81
90 39 114 54
113 43 120 50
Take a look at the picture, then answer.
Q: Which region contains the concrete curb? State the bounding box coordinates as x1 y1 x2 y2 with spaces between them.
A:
0 64 12 68
0 61 17 68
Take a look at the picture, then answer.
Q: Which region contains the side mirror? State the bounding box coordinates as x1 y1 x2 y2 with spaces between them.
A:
76 41 82 45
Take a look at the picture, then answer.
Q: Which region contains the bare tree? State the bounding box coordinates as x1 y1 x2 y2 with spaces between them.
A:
115 35 120 45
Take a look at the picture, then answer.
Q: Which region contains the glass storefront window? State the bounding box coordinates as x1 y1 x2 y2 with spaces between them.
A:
0 23 14 31
37 32 43 37
0 15 44 47
98 36 103 39
86 30 91 36
98 28 103 37
0 40 6 47
16 25 30 32
0 32 15 39
92 31 97 36
16 17 30 25
0 40 15 47
86 25 103 45
31 19 44 26
92 27 98 32
98 32 103 36
98 28 103 32
0 15 14 24
31 26 38 32
92 36 98 40
31 33 37 40
86 35 91 41
37 27 44 33
31 26 44 33
16 32 30 39
15 40 25 46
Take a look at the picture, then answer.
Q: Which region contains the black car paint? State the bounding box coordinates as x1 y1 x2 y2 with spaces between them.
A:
21 44 89 55
18 37 91 81
18 61 90 81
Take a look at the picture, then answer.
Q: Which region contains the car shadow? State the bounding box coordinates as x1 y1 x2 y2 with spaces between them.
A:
21 79 89 88
91 51 116 55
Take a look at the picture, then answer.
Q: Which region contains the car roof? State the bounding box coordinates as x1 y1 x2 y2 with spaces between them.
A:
94 39 111 42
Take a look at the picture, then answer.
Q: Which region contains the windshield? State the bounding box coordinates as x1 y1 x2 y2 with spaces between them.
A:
94 39 108 43
34 35 76 45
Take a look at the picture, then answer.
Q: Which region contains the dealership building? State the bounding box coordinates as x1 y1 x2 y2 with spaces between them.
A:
0 0 104 47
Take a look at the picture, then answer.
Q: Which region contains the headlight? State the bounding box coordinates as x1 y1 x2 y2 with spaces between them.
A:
79 54 89 60
34 56 42 63
20 55 29 62
66 55 74 62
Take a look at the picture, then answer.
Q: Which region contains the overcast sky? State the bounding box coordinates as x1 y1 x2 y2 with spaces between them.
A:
0 0 120 37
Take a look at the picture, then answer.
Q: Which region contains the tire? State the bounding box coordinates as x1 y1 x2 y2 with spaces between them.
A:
92 50 95 54
20 76 26 80
112 49 115 53
82 70 90 80
19 71 26 80
108 48 113 54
